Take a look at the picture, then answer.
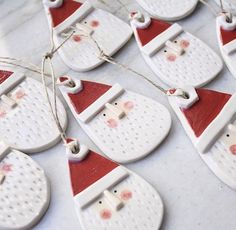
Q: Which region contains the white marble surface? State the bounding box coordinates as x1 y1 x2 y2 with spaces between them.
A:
0 0 236 229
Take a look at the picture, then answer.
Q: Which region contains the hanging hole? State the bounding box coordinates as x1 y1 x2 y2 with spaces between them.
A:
68 81 76 88
183 92 190 99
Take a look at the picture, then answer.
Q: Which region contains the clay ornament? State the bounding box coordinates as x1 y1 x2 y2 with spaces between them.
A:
130 12 223 88
58 76 171 163
43 0 133 71
67 143 164 230
0 69 67 153
0 142 50 230
169 86 236 189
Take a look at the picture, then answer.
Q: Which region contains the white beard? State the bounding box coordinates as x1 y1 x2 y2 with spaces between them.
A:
55 7 132 71
201 141 236 188
0 150 49 230
0 78 67 153
76 171 163 230
136 30 222 87
81 91 171 163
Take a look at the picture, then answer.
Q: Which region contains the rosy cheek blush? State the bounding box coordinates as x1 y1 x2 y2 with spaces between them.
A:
167 54 177 62
100 209 112 220
73 35 82 42
90 20 99 27
124 101 134 110
230 145 236 155
15 90 26 99
180 40 190 48
121 190 133 201
106 119 118 128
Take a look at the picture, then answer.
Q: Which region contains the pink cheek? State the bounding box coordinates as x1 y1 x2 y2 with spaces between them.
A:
230 145 236 155
73 35 82 42
100 209 112 220
15 90 26 99
90 20 99 27
124 101 134 110
180 40 190 48
0 110 6 118
106 119 118 128
121 190 133 201
1 164 12 172
167 54 176 62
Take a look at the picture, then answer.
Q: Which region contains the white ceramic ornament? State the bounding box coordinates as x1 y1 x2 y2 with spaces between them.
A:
43 0 133 72
58 76 171 163
135 0 198 21
214 0 236 15
67 144 164 230
130 12 223 88
0 142 50 230
216 14 236 78
0 69 67 153
169 86 236 189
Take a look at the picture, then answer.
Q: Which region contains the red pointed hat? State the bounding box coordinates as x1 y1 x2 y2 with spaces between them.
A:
135 18 171 46
69 150 119 196
0 70 13 84
58 76 112 114
220 28 236 45
181 89 232 138
48 0 82 27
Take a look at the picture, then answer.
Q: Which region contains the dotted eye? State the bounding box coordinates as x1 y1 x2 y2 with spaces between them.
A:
114 103 118 105
103 114 106 116
99 201 102 204
114 190 117 193
164 50 167 53
227 134 230 137
174 40 177 43
84 21 87 24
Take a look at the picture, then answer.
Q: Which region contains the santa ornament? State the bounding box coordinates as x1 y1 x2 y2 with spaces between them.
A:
135 0 198 21
214 0 236 15
129 12 223 88
67 142 164 230
0 69 67 153
58 76 171 163
0 142 50 230
169 86 236 189
43 0 133 72
216 13 236 78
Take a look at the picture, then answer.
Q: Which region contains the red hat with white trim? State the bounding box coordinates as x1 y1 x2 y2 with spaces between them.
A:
44 0 83 27
0 70 13 84
0 69 25 96
66 143 129 209
58 76 124 123
69 150 119 196
129 12 171 46
182 89 231 138
58 76 112 113
176 87 236 153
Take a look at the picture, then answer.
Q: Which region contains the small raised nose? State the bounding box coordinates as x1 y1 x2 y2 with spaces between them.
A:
165 40 184 56
105 103 125 119
103 190 124 211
